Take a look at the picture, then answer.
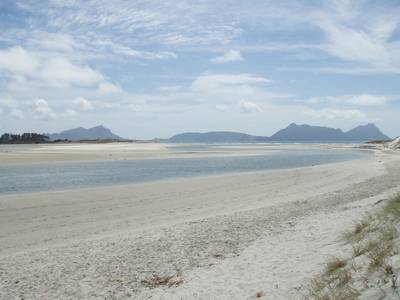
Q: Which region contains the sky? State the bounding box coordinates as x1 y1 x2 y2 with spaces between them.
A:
0 0 399 139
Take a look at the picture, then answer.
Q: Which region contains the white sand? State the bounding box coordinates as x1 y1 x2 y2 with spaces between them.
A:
0 142 169 165
0 146 399 299
0 142 357 165
388 137 400 149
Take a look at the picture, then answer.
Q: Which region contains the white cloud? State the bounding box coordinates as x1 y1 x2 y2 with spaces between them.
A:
158 85 183 93
192 73 270 91
35 33 79 52
0 46 104 88
347 94 387 106
63 109 78 119
49 0 78 8
42 1 242 46
97 82 122 95
118 73 285 115
211 50 244 63
313 3 400 70
31 99 56 120
115 48 177 60
39 57 103 88
318 21 390 66
215 104 230 112
0 46 39 76
281 66 400 75
188 73 276 106
370 20 398 43
304 108 367 121
93 40 177 60
308 94 388 106
237 100 262 113
129 103 144 112
73 97 93 111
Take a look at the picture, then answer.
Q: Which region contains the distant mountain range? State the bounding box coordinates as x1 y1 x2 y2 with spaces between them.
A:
1 123 389 144
48 125 124 141
168 132 270 143
168 123 390 143
42 123 389 143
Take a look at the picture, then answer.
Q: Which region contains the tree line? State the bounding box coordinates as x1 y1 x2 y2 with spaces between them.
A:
0 133 49 144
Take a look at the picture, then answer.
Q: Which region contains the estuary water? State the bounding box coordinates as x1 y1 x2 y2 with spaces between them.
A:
0 148 368 195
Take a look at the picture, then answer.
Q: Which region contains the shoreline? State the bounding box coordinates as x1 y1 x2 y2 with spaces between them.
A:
0 142 368 166
0 155 382 254
0 148 371 197
0 145 399 299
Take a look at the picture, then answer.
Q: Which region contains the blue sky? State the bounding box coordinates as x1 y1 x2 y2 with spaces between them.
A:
0 0 399 139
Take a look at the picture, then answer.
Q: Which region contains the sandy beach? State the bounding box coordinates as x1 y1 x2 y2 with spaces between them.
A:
0 142 358 165
1 143 400 299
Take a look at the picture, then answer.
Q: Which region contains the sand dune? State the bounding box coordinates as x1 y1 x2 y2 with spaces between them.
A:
388 137 400 149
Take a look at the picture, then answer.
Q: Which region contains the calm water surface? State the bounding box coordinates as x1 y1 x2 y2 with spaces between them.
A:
0 149 368 195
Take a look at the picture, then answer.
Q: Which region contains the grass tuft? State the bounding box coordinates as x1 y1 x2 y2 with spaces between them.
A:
306 270 359 300
366 240 393 269
352 243 366 258
380 225 399 241
326 258 347 275
383 194 400 218
342 220 370 243
384 264 394 275
141 274 183 288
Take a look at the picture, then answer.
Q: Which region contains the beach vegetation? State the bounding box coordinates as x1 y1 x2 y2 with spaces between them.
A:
326 258 347 275
304 194 400 299
141 274 183 288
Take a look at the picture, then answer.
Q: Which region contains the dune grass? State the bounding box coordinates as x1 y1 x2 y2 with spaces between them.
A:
326 258 347 275
383 195 400 218
304 194 400 299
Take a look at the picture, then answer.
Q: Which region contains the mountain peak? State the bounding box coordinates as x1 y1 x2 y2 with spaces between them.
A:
271 123 345 141
353 123 376 128
48 125 124 141
358 123 381 130
345 123 389 140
